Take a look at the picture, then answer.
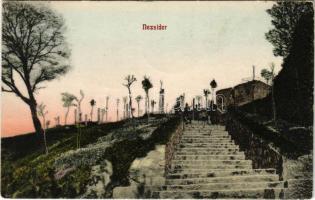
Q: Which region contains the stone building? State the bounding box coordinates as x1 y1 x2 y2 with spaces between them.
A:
216 80 270 108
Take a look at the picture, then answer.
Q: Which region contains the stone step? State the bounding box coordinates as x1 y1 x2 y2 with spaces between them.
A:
183 129 228 132
180 141 234 146
181 137 232 140
181 135 231 139
184 128 227 130
165 181 285 191
183 132 227 135
175 151 243 156
171 160 251 166
167 168 277 179
165 174 279 185
176 147 240 153
173 154 246 160
183 130 229 133
179 143 238 148
169 167 274 174
185 126 225 130
171 163 252 170
161 123 284 199
181 136 231 139
181 138 232 143
183 131 229 134
151 188 285 198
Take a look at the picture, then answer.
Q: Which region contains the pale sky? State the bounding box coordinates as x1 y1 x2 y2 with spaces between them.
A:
2 1 283 137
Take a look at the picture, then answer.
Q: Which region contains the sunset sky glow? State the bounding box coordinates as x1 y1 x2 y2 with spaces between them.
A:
1 1 283 137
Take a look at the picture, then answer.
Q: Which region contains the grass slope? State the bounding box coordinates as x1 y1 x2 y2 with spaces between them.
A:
1 115 180 198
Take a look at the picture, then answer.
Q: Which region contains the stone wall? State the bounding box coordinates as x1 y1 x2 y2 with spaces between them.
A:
112 145 166 198
165 122 184 174
225 115 284 177
217 80 270 108
225 113 313 199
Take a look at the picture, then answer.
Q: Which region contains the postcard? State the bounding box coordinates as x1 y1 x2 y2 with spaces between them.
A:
1 1 313 199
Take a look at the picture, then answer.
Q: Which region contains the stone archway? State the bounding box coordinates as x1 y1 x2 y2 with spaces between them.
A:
216 94 226 112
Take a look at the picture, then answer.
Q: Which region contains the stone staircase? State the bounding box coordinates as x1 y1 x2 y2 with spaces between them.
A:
151 122 286 198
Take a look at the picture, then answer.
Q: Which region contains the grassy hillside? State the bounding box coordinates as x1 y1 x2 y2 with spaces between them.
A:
1 115 180 198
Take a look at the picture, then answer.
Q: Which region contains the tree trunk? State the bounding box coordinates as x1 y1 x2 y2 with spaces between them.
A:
271 81 276 123
28 101 45 153
65 106 70 125
252 84 256 113
78 102 82 122
146 94 150 124
25 78 46 153
90 106 94 121
42 116 49 154
145 94 148 114
137 102 140 117
205 97 208 109
128 88 134 119
29 101 44 135
147 95 150 114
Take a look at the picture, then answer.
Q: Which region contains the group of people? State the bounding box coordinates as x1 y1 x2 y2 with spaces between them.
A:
182 103 219 126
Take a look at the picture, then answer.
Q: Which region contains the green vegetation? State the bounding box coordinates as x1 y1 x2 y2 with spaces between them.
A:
2 2 71 136
264 1 313 126
1 115 180 198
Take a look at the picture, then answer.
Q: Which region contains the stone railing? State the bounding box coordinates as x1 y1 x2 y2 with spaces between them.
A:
225 115 284 178
165 120 184 175
225 110 313 198
226 112 283 178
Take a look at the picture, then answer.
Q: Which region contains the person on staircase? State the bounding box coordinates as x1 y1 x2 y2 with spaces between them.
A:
183 103 192 125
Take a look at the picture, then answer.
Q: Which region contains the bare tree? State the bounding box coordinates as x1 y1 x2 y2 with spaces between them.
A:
135 95 143 117
123 96 127 119
105 96 109 122
75 90 84 122
89 99 96 121
196 95 202 109
101 108 106 123
142 76 153 114
37 103 49 154
2 2 70 136
116 98 120 121
123 75 137 119
151 100 157 113
61 92 76 125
